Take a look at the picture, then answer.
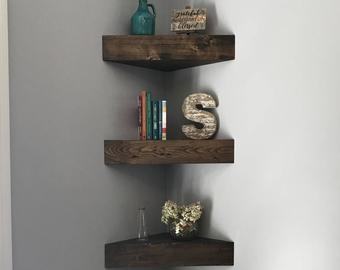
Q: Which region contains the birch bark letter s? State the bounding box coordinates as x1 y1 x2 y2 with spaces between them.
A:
182 93 218 140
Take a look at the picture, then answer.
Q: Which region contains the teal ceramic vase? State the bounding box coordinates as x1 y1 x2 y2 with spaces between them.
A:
131 0 156 35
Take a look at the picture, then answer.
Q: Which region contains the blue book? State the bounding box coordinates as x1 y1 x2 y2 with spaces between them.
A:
153 101 159 140
158 101 162 140
146 92 152 140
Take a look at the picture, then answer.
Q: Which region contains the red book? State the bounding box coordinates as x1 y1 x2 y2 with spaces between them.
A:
141 91 147 140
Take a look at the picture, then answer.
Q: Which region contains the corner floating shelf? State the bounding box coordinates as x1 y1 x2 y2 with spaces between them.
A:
102 35 235 71
104 140 234 165
105 233 234 268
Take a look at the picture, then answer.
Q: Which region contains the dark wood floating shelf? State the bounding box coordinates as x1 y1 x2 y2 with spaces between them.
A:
105 233 234 268
102 35 235 71
104 139 234 165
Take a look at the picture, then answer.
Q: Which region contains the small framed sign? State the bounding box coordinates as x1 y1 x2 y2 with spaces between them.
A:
171 7 207 33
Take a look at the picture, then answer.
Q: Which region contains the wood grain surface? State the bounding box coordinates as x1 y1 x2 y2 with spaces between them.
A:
105 233 234 268
104 140 234 165
102 35 235 71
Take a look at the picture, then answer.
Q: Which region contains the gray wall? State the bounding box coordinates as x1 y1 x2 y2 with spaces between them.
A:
165 0 340 270
9 1 166 270
9 0 340 270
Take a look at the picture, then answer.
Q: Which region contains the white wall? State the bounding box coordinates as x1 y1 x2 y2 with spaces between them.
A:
165 0 340 270
0 0 12 269
8 1 166 270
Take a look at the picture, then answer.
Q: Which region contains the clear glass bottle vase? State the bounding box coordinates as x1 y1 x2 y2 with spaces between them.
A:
137 208 148 240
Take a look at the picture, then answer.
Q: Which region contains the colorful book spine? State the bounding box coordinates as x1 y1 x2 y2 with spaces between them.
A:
146 92 153 140
158 101 162 140
138 95 142 139
162 100 167 140
153 101 159 140
141 91 147 140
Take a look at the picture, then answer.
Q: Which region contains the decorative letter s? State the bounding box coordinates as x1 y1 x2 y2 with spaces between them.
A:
182 93 218 140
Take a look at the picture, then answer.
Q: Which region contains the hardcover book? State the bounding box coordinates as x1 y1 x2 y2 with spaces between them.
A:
138 95 142 139
162 100 167 140
140 91 147 140
146 92 153 140
153 101 159 140
158 101 162 140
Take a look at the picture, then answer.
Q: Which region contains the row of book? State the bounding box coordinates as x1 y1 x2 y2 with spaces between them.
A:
138 91 167 140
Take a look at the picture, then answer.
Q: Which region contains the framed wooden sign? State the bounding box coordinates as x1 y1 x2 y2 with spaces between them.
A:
171 8 207 33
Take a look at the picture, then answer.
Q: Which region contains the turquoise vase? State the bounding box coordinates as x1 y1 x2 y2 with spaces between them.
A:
131 0 156 35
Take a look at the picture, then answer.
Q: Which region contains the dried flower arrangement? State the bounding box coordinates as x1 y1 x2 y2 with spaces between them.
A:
161 200 203 240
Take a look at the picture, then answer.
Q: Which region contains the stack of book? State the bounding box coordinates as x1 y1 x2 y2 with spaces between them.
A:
138 91 167 140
